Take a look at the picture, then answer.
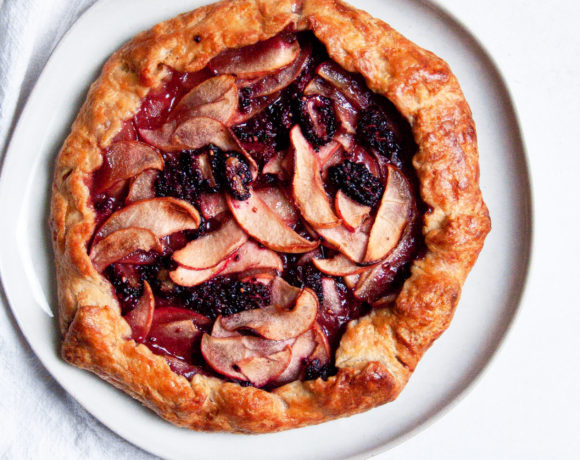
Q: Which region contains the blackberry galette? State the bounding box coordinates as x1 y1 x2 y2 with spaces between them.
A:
51 0 490 432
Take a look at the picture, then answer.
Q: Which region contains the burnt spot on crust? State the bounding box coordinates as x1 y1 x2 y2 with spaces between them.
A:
328 160 384 207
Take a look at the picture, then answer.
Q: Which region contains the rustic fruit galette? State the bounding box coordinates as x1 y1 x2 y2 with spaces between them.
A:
50 0 490 432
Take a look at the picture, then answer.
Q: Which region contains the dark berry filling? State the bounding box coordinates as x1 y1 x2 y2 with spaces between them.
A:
328 160 384 207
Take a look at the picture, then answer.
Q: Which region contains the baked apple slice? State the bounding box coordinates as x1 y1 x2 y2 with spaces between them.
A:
209 34 300 79
95 141 163 192
226 190 319 253
334 190 371 231
139 122 179 152
220 288 318 341
169 258 230 287
218 241 283 277
172 117 258 177
316 223 370 263
316 61 372 110
90 228 162 273
364 165 412 263
174 75 238 124
198 192 227 220
236 349 292 387
172 218 247 270
304 78 358 134
96 197 200 240
291 126 340 229
269 276 302 308
241 42 311 97
124 281 155 342
255 186 299 226
200 334 292 385
125 169 158 204
313 253 370 277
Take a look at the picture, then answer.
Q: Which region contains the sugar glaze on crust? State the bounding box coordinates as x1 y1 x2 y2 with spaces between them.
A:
51 0 490 432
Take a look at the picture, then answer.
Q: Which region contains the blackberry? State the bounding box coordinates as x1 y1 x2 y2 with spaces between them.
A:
356 105 401 159
233 90 295 153
181 278 271 320
328 160 384 207
104 264 143 311
285 262 323 302
297 95 337 148
211 150 252 200
303 359 336 381
155 150 203 204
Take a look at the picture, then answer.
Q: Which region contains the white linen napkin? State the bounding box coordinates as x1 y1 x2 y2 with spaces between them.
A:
0 0 154 457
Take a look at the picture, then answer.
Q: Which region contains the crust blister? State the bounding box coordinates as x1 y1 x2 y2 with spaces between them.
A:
51 0 490 432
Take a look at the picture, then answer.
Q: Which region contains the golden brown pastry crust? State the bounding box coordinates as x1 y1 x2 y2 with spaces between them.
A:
51 0 490 432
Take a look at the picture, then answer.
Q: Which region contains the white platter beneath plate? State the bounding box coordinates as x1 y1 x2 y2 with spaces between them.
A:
0 0 532 458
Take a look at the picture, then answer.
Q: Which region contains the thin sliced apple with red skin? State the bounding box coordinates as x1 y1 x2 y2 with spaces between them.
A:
209 34 300 79
218 241 283 277
270 276 302 308
237 349 292 388
321 277 343 315
149 320 202 361
316 61 372 110
304 78 358 134
172 218 248 270
220 288 318 341
262 151 291 181
169 257 230 287
198 192 227 220
90 227 162 273
255 186 299 226
364 165 412 263
95 141 163 193
124 281 154 342
96 197 200 241
139 122 179 152
272 324 331 385
173 75 238 124
313 253 371 277
316 223 370 263
126 169 158 204
229 93 278 125
211 317 240 338
239 42 311 97
309 324 331 366
200 334 292 383
291 126 340 229
271 328 317 385
172 117 258 178
335 190 371 231
226 190 319 254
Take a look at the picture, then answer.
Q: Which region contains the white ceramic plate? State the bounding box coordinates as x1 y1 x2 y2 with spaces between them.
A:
0 0 532 458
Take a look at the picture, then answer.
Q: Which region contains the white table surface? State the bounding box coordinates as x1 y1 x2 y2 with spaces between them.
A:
1 1 578 458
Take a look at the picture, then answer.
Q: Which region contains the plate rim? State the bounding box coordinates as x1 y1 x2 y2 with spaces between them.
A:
0 0 534 458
